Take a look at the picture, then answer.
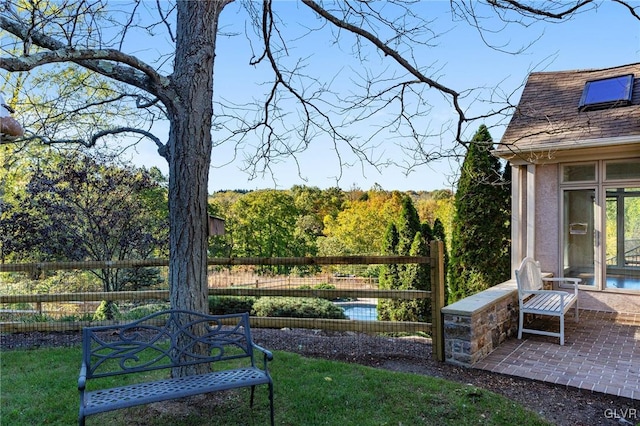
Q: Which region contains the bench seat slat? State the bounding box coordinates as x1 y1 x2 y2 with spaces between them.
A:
83 367 270 416
522 293 576 314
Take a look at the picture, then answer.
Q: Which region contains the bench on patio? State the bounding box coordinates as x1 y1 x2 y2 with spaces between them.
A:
78 310 274 426
515 257 580 345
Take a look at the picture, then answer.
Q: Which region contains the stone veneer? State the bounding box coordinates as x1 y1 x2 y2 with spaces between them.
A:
442 281 520 367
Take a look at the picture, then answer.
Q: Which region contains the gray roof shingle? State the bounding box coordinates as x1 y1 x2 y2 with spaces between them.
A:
496 63 640 156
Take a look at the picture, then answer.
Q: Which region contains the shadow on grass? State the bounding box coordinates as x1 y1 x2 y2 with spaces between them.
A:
1 346 551 425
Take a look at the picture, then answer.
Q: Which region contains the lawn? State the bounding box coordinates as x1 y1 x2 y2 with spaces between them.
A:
1 346 551 425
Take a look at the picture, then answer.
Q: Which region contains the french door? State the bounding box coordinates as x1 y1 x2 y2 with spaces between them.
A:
562 188 597 287
561 160 640 291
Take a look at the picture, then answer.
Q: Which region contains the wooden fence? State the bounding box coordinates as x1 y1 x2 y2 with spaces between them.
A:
1 241 446 360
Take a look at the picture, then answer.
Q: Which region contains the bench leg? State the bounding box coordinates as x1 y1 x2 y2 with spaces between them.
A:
560 314 565 346
249 384 274 426
517 310 524 340
268 382 274 426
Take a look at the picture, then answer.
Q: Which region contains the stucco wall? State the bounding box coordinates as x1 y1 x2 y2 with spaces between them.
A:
535 164 559 275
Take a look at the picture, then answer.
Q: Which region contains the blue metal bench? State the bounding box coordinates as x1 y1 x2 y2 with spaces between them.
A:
78 310 274 425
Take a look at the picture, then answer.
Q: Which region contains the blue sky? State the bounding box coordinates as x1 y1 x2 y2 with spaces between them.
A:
125 1 640 192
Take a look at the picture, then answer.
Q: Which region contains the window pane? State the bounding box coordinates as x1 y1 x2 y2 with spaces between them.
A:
605 187 640 290
563 164 596 182
606 160 640 181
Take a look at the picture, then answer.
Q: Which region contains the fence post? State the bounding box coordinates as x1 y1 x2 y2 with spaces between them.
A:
430 240 445 362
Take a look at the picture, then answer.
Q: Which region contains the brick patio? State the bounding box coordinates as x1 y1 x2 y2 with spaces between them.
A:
474 309 640 401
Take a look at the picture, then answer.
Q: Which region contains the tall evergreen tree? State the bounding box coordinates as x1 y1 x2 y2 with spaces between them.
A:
379 196 432 321
397 195 421 255
448 125 511 303
379 223 399 280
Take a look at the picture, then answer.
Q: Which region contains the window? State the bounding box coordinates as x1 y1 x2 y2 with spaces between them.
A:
562 163 596 183
579 74 634 111
606 160 640 181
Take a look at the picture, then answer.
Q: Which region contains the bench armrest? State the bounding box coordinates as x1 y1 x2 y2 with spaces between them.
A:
78 363 87 391
253 342 273 360
542 277 581 286
542 277 580 295
252 342 274 369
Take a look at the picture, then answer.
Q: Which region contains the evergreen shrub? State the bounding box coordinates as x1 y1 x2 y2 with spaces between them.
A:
252 297 347 319
208 296 256 315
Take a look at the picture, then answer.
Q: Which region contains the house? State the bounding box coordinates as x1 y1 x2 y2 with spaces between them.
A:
493 63 640 294
442 63 639 367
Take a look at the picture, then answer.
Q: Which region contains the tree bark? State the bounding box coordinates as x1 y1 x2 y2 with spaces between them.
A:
167 1 228 314
167 0 230 378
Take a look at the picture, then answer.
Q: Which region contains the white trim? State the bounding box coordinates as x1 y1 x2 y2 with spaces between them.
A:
511 165 523 278
526 164 536 258
494 135 640 159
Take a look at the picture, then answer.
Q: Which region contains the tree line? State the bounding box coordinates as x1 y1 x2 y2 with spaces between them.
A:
1 126 510 305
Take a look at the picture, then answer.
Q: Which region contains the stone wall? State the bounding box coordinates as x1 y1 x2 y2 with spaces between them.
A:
442 281 520 367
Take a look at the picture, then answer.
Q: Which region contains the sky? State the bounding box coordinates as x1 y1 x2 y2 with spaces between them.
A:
122 1 640 193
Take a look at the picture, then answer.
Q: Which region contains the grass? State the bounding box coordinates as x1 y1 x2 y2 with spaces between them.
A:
1 346 552 426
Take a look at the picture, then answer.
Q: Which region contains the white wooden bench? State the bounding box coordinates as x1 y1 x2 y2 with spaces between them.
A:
515 257 580 345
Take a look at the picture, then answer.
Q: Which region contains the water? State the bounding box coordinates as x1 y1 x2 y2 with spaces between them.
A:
340 304 377 321
606 277 640 290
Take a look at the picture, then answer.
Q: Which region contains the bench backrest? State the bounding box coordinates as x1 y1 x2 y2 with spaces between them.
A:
515 257 544 296
82 310 255 379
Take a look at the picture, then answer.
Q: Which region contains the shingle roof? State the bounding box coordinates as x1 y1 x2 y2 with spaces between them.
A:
495 63 640 156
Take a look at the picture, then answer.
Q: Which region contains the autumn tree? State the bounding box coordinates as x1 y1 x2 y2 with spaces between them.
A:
319 188 403 256
290 185 345 256
229 190 306 262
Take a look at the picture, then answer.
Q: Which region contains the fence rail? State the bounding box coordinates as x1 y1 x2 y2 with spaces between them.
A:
1 243 445 361
0 255 431 273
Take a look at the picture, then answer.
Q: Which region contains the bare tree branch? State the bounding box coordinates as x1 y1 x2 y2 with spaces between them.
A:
0 15 171 97
91 127 167 158
485 0 595 19
301 0 467 143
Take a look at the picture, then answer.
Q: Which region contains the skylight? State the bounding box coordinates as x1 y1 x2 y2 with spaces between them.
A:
579 74 634 111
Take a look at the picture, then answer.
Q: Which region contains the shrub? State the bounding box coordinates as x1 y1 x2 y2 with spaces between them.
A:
20 313 53 323
119 303 170 320
208 296 256 315
298 283 353 302
92 300 119 321
310 283 336 290
60 313 94 322
252 297 347 319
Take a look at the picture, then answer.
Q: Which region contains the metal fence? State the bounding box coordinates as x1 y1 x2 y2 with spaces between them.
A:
1 241 445 360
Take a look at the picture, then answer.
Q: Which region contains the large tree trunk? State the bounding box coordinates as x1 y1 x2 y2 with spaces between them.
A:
166 1 228 377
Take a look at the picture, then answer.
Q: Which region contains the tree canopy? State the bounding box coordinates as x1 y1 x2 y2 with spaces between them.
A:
0 151 168 293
